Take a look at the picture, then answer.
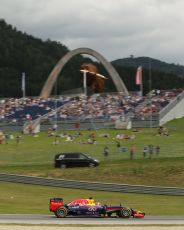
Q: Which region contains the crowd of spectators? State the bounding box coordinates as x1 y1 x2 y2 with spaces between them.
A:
0 96 71 124
45 92 144 122
133 89 183 120
0 89 183 125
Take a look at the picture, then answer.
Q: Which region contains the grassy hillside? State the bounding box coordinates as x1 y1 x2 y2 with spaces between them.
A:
0 118 184 215
0 118 184 187
1 19 184 97
112 56 184 77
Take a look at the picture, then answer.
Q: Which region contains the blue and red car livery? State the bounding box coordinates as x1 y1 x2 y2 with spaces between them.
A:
49 197 145 218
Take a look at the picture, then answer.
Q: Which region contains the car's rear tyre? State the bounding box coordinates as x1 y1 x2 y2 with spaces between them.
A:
56 206 68 218
117 207 132 218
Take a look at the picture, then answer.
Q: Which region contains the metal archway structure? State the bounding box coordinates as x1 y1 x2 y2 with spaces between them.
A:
40 47 128 98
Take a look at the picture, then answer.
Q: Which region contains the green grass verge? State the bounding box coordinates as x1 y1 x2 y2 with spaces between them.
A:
0 182 184 215
0 118 184 215
0 157 184 187
0 118 184 187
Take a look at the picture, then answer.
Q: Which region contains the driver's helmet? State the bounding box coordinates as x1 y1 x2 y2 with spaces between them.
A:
87 197 95 205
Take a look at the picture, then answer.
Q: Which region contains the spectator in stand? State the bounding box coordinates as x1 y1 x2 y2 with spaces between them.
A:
158 126 163 135
103 146 109 157
130 144 136 160
0 131 3 144
5 133 9 144
148 144 154 159
156 145 160 157
158 126 169 136
116 141 122 152
143 145 148 159
16 134 21 145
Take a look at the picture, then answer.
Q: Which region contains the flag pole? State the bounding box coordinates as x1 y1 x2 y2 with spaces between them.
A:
21 72 26 98
140 69 143 97
80 69 88 96
83 70 87 96
149 58 152 129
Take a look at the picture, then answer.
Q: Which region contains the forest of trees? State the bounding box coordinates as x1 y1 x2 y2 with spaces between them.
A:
0 19 184 98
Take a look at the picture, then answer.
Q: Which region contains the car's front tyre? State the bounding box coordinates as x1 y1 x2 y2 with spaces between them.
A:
117 207 132 218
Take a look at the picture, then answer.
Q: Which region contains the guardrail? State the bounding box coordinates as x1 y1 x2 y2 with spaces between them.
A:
0 173 183 196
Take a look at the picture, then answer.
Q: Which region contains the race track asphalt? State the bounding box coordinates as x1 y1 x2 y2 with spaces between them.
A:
0 214 184 225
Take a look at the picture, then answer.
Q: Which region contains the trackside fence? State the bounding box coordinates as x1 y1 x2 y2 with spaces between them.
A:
0 173 183 196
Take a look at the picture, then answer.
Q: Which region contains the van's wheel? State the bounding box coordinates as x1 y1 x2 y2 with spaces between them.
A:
60 164 66 169
117 207 132 218
89 163 95 167
56 207 68 218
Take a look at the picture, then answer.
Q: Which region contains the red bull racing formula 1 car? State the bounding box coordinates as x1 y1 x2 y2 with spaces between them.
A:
49 197 145 218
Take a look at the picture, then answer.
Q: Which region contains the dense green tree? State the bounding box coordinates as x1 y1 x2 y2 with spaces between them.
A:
0 19 184 97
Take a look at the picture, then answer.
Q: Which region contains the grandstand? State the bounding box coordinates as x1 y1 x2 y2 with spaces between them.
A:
132 89 184 127
0 88 184 133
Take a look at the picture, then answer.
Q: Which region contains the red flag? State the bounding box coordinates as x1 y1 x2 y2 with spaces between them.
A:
135 66 142 85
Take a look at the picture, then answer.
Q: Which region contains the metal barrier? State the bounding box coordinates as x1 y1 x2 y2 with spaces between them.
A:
0 173 183 196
